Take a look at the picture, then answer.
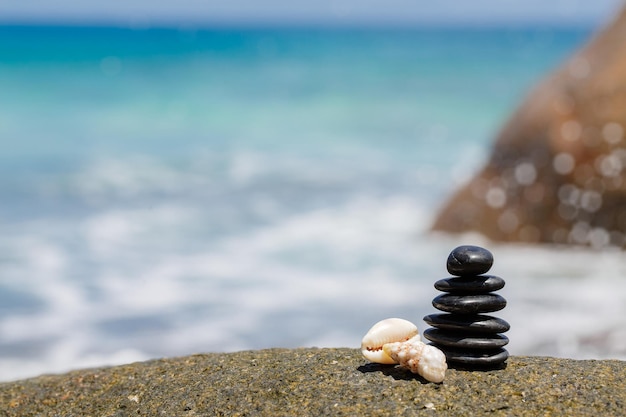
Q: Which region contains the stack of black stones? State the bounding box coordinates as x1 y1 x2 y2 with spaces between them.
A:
423 245 510 369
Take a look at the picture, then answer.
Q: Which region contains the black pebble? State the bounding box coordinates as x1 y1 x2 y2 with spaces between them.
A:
423 313 510 334
447 245 493 276
432 293 507 314
423 328 509 349
426 245 508 369
439 347 509 367
434 275 505 293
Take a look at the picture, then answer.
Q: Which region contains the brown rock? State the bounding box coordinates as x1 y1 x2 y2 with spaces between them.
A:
432 7 626 248
0 349 624 416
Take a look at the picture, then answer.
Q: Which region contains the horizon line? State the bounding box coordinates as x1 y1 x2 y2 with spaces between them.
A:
0 18 603 31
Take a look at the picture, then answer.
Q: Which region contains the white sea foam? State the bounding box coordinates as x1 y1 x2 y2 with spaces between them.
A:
2 155 625 383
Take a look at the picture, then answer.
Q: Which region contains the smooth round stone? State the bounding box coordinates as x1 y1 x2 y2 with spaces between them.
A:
439 347 509 366
434 275 505 293
447 245 493 276
432 293 507 314
423 313 510 333
423 328 509 349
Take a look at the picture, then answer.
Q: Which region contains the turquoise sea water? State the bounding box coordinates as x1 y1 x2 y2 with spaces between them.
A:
2 25 625 381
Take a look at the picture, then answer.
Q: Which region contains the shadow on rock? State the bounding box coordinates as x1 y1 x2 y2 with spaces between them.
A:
357 363 431 384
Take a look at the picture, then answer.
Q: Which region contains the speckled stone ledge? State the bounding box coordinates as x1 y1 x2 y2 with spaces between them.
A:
1 348 624 416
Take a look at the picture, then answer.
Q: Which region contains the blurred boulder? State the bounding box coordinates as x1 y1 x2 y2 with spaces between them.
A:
432 7 626 248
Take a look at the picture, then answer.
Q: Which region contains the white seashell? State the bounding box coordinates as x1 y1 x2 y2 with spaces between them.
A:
361 318 418 364
383 339 447 383
361 318 447 383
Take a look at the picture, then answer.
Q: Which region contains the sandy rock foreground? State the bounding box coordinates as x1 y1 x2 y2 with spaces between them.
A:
1 348 624 416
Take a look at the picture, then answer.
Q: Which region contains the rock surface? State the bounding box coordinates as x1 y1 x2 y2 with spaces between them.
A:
1 348 624 416
432 7 626 248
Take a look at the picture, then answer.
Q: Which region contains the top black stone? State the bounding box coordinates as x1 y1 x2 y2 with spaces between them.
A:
446 245 494 276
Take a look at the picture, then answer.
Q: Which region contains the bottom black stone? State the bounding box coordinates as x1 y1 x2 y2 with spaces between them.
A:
433 346 509 368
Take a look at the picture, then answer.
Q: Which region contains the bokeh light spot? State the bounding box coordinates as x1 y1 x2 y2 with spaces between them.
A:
553 152 575 175
602 122 624 144
561 120 582 141
485 186 506 209
514 162 537 185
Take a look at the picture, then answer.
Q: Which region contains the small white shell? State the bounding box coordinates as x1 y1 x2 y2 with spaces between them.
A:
361 318 418 364
383 339 447 383
361 318 447 383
